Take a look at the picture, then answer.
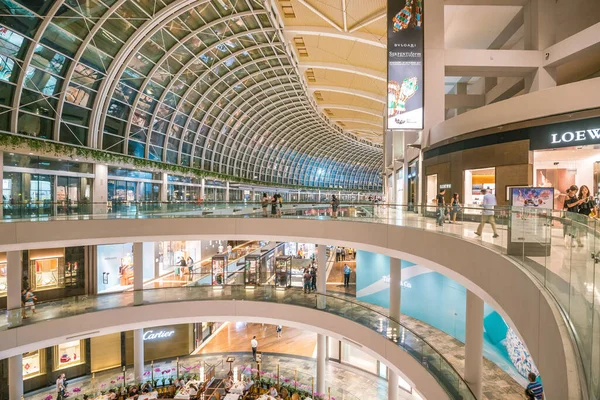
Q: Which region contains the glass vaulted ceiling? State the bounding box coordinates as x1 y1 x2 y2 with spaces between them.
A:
0 0 382 190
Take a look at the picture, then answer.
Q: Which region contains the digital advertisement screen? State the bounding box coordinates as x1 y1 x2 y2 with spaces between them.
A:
387 0 424 130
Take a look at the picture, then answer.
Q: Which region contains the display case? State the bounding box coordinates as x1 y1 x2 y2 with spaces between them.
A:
118 253 134 286
64 261 80 287
29 257 65 290
22 350 43 379
54 340 85 370
275 256 292 289
0 260 6 296
244 255 260 288
211 255 227 286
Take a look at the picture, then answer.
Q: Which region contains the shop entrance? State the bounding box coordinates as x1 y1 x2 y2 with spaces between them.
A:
464 167 496 213
534 146 600 209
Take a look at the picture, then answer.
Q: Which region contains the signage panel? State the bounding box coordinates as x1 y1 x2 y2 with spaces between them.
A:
529 116 600 150
387 0 424 130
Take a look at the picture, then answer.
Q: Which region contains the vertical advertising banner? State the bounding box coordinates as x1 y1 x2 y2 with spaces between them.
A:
387 0 424 130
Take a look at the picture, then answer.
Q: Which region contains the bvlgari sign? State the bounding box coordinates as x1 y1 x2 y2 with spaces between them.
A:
529 117 600 150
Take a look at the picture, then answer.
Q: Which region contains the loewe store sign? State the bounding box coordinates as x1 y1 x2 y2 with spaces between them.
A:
529 117 600 150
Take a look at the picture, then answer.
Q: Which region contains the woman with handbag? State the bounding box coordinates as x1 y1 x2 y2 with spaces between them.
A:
576 185 597 247
449 193 461 224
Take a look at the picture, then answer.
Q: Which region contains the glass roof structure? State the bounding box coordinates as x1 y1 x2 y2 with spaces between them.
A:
0 0 382 190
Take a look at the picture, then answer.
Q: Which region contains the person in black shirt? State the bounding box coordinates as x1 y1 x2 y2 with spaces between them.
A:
574 185 598 247
436 189 446 226
563 185 580 248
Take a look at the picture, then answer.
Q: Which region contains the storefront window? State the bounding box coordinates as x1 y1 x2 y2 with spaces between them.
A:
23 350 43 379
55 340 84 370
29 248 66 291
0 253 6 296
341 343 378 375
97 243 134 293
426 174 438 205
158 241 200 275
464 167 495 213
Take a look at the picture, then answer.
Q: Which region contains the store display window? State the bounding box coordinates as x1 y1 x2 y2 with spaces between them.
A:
54 340 85 370
341 343 378 374
426 174 438 206
97 243 134 293
29 249 66 291
23 350 43 379
0 253 6 296
464 168 496 213
211 255 227 285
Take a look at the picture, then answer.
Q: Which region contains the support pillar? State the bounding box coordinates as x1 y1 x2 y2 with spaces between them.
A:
316 244 327 309
389 258 401 322
200 178 206 201
8 354 23 399
133 242 144 305
225 181 230 203
160 172 168 202
465 290 484 399
92 163 108 214
7 250 22 326
388 370 398 400
391 168 397 204
524 0 556 92
133 328 144 381
316 334 326 395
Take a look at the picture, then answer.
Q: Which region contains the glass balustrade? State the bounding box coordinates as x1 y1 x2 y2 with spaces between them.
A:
2 201 598 397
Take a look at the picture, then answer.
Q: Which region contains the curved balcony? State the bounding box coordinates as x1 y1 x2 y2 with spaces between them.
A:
0 202 591 400
2 286 462 400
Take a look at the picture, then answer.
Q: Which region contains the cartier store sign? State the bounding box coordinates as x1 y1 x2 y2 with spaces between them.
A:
529 116 600 150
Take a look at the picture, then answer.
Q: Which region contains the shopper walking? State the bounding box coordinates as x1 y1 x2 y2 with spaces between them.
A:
56 373 66 400
474 188 499 238
24 287 37 316
526 372 545 400
277 193 283 217
251 336 258 361
261 193 269 217
310 265 317 292
336 247 342 262
276 325 283 338
450 193 461 224
436 189 446 226
343 264 351 287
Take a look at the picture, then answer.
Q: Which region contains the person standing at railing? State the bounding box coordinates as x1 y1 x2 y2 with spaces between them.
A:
526 372 545 400
331 194 340 218
436 189 446 227
450 193 461 224
563 185 580 248
474 188 499 238
261 193 269 217
575 185 597 247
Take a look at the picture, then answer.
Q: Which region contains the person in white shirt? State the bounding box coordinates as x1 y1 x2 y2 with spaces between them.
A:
251 336 258 360
475 188 499 238
56 373 66 400
218 244 224 254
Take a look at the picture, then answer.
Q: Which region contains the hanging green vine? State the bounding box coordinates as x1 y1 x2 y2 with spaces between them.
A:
0 134 372 192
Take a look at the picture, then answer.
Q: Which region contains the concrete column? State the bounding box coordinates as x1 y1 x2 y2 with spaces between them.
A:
8 354 23 399
317 244 327 309
456 83 468 115
388 370 398 400
133 328 144 381
225 181 230 202
160 172 168 202
316 334 326 395
524 0 556 92
133 242 144 305
7 250 22 326
465 290 484 399
200 178 205 201
92 163 108 214
389 258 401 322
